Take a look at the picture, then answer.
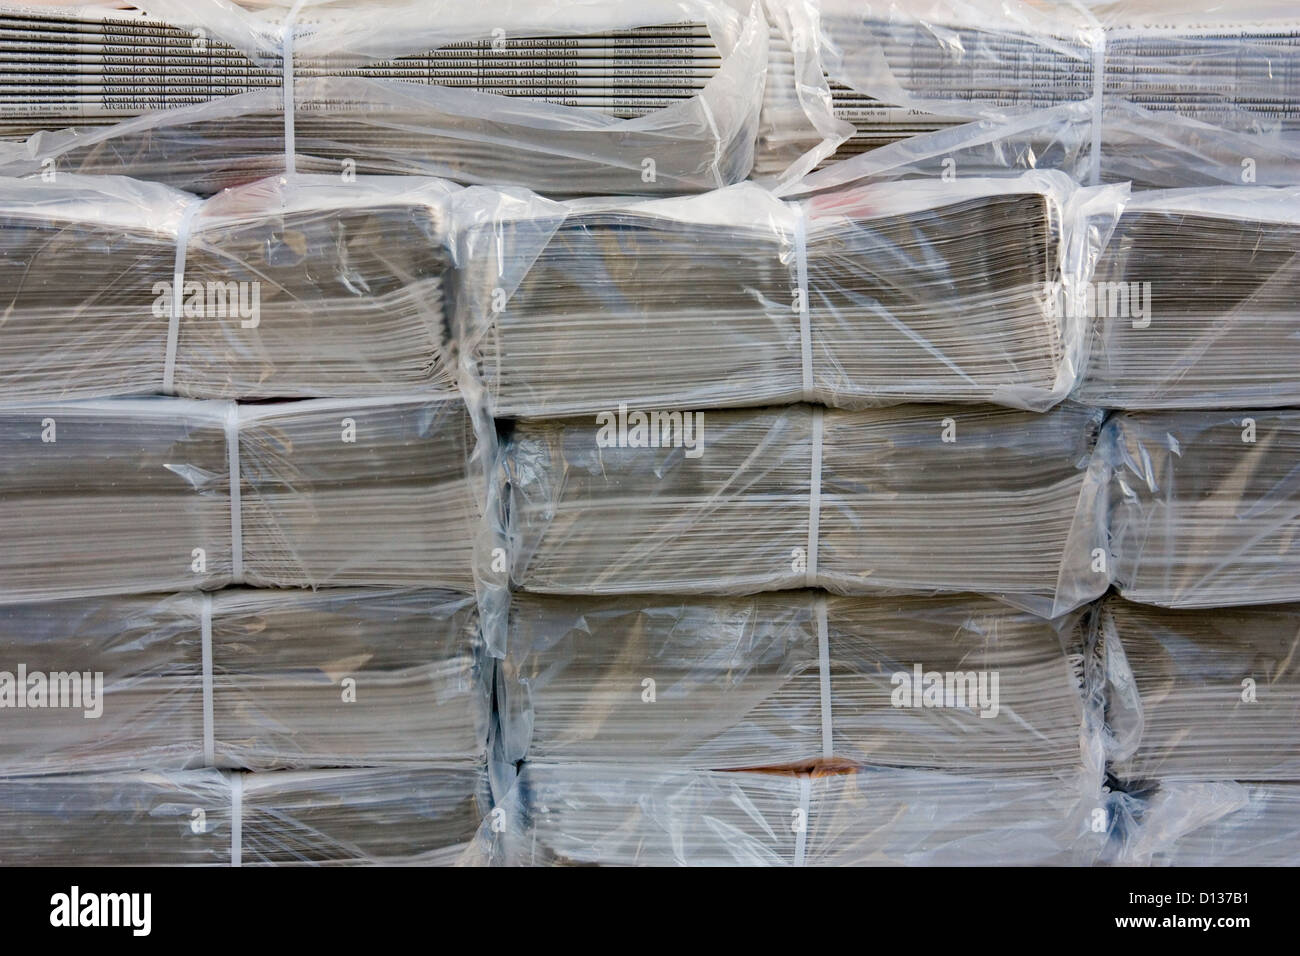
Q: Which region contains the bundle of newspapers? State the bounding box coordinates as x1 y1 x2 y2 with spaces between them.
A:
498 401 1107 617
0 173 458 401
0 395 478 601
1075 187 1300 409
1099 409 1300 609
458 173 1122 416
0 766 488 865
498 592 1101 784
3 0 1298 872
0 0 766 195
757 0 1300 185
0 588 487 775
1099 597 1300 785
1097 598 1300 864
465 763 1106 866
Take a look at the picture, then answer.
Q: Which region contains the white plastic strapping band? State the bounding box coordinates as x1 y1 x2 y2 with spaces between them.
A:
1089 27 1106 186
282 28 295 172
200 593 215 767
230 771 243 867
224 403 244 585
698 94 723 188
790 202 813 401
163 200 202 395
815 594 832 759
793 775 811 867
281 0 308 173
806 405 822 587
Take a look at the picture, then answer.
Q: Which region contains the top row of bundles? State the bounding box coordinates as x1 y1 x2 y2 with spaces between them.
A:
4 171 1299 412
2 1 1298 192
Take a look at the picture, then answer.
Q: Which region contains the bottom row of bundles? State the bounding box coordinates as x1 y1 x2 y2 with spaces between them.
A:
0 585 1296 865
4 764 1295 867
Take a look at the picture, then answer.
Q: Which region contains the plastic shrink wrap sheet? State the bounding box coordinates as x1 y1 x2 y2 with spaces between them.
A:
0 766 489 865
457 173 1126 416
1100 410 1300 609
1113 781 1300 866
0 0 766 195
463 763 1106 866
498 401 1108 617
0 394 477 602
759 0 1300 185
0 174 458 401
755 0 1090 178
498 591 1101 787
0 588 487 774
1075 187 1300 409
1098 597 1300 785
780 98 1300 195
757 1 855 182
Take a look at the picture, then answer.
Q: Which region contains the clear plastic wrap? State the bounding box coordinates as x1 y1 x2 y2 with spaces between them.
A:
753 0 1096 183
0 587 487 774
240 766 489 866
0 173 458 400
0 0 767 195
1096 98 1300 190
806 0 1095 155
779 101 1096 192
456 172 1125 416
1074 186 1300 409
500 401 1109 617
1089 0 1300 146
1116 781 1300 866
782 98 1300 193
466 763 1106 866
0 393 476 601
237 395 476 589
498 591 1101 788
763 0 1300 186
1098 596 1300 784
0 765 488 865
1100 409 1300 608
755 0 854 180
